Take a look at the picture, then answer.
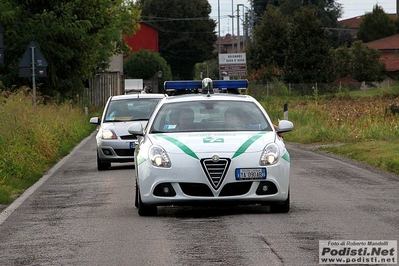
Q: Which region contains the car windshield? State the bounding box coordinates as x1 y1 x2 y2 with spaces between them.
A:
150 100 273 133
104 98 161 122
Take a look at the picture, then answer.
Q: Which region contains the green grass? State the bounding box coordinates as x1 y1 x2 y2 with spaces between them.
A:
259 84 399 176
0 88 97 206
319 140 399 175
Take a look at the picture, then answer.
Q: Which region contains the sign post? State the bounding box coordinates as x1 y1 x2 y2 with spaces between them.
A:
218 53 247 78
18 41 48 110
0 25 4 64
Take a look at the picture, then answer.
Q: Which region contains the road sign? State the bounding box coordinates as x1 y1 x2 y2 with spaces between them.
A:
219 53 247 77
218 53 246 65
18 40 48 111
18 41 48 77
219 69 247 77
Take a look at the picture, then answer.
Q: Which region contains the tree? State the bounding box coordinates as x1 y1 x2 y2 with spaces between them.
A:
357 5 396 43
193 59 219 80
283 8 333 83
350 41 386 82
246 5 288 81
139 0 216 79
252 0 280 25
331 45 353 79
0 0 140 98
279 0 342 28
252 0 343 48
124 49 172 91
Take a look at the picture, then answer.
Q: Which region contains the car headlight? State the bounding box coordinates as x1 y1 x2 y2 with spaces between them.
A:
260 143 279 165
149 145 171 168
101 128 117 139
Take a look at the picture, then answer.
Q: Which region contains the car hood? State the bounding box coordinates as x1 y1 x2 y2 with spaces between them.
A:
102 121 148 136
149 131 275 154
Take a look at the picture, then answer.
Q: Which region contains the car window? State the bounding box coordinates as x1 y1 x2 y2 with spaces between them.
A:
150 101 273 133
104 98 161 122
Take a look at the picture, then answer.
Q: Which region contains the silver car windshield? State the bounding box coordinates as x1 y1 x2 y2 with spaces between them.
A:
104 98 161 122
150 100 273 133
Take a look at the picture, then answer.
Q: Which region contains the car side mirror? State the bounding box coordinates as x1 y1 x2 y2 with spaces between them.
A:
90 117 100 125
128 123 144 136
277 120 294 133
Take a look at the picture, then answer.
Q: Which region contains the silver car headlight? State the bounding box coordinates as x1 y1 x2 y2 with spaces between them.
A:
101 128 117 139
260 143 279 165
149 145 171 168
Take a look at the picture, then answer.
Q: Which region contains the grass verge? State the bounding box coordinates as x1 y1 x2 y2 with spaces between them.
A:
0 88 98 207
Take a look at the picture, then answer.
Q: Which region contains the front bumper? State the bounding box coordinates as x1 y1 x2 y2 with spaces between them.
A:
137 154 290 206
96 138 136 162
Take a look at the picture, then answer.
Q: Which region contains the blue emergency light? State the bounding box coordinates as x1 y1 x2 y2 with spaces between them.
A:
164 78 248 93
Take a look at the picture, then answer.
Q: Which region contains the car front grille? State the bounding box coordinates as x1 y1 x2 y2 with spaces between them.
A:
219 182 252 196
114 149 134 156
200 158 230 190
179 183 213 197
120 135 136 140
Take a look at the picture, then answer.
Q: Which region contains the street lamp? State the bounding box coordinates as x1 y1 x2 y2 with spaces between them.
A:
231 0 234 53
237 4 244 52
218 0 221 79
218 0 221 55
236 4 250 52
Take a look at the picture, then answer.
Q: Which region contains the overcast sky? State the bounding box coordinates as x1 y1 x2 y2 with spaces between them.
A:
208 0 397 35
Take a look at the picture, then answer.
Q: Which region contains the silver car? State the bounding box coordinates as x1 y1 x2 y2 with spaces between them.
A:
90 93 166 170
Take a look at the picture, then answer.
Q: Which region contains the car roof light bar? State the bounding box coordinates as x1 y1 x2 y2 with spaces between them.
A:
164 78 248 92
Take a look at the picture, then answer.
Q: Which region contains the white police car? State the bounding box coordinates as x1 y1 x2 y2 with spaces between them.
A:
90 93 166 170
128 78 294 216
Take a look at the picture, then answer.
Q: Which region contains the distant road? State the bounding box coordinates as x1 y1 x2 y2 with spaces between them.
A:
0 134 398 266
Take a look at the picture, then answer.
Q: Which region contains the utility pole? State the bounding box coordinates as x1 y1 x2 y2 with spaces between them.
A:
231 0 235 53
237 5 240 52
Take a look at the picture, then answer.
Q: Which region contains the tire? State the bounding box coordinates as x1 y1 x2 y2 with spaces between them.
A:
134 181 139 208
97 154 110 171
137 188 157 216
270 193 290 213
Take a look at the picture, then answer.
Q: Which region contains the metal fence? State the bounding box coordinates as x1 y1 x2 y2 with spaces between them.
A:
247 79 396 98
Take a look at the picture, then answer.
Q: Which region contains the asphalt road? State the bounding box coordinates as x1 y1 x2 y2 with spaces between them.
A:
0 133 398 266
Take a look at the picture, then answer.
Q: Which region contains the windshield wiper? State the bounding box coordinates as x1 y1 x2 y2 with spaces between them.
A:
130 118 149 121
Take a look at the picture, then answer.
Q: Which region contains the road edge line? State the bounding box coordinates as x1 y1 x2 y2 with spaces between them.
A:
0 131 96 225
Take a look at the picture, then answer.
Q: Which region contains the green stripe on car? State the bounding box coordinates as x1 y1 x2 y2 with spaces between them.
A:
137 155 146 165
282 151 290 162
157 134 199 159
232 132 267 159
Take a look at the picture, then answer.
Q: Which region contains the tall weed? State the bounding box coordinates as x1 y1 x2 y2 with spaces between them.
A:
0 88 96 204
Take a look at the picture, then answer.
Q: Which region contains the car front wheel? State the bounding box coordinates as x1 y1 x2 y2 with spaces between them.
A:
137 188 157 216
270 192 290 213
97 153 110 171
134 181 138 208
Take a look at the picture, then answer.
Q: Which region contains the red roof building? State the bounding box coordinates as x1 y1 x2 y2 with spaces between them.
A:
365 34 399 80
338 13 399 80
124 22 159 56
214 34 246 54
338 14 397 38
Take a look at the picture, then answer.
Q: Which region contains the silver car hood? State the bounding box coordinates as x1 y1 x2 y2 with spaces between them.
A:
102 121 148 137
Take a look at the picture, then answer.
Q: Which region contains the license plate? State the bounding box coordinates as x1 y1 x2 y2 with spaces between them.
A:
235 168 266 180
129 142 135 149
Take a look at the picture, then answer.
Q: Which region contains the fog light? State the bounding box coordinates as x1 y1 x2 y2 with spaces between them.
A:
163 186 170 194
153 183 176 197
102 149 112 155
256 181 278 195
